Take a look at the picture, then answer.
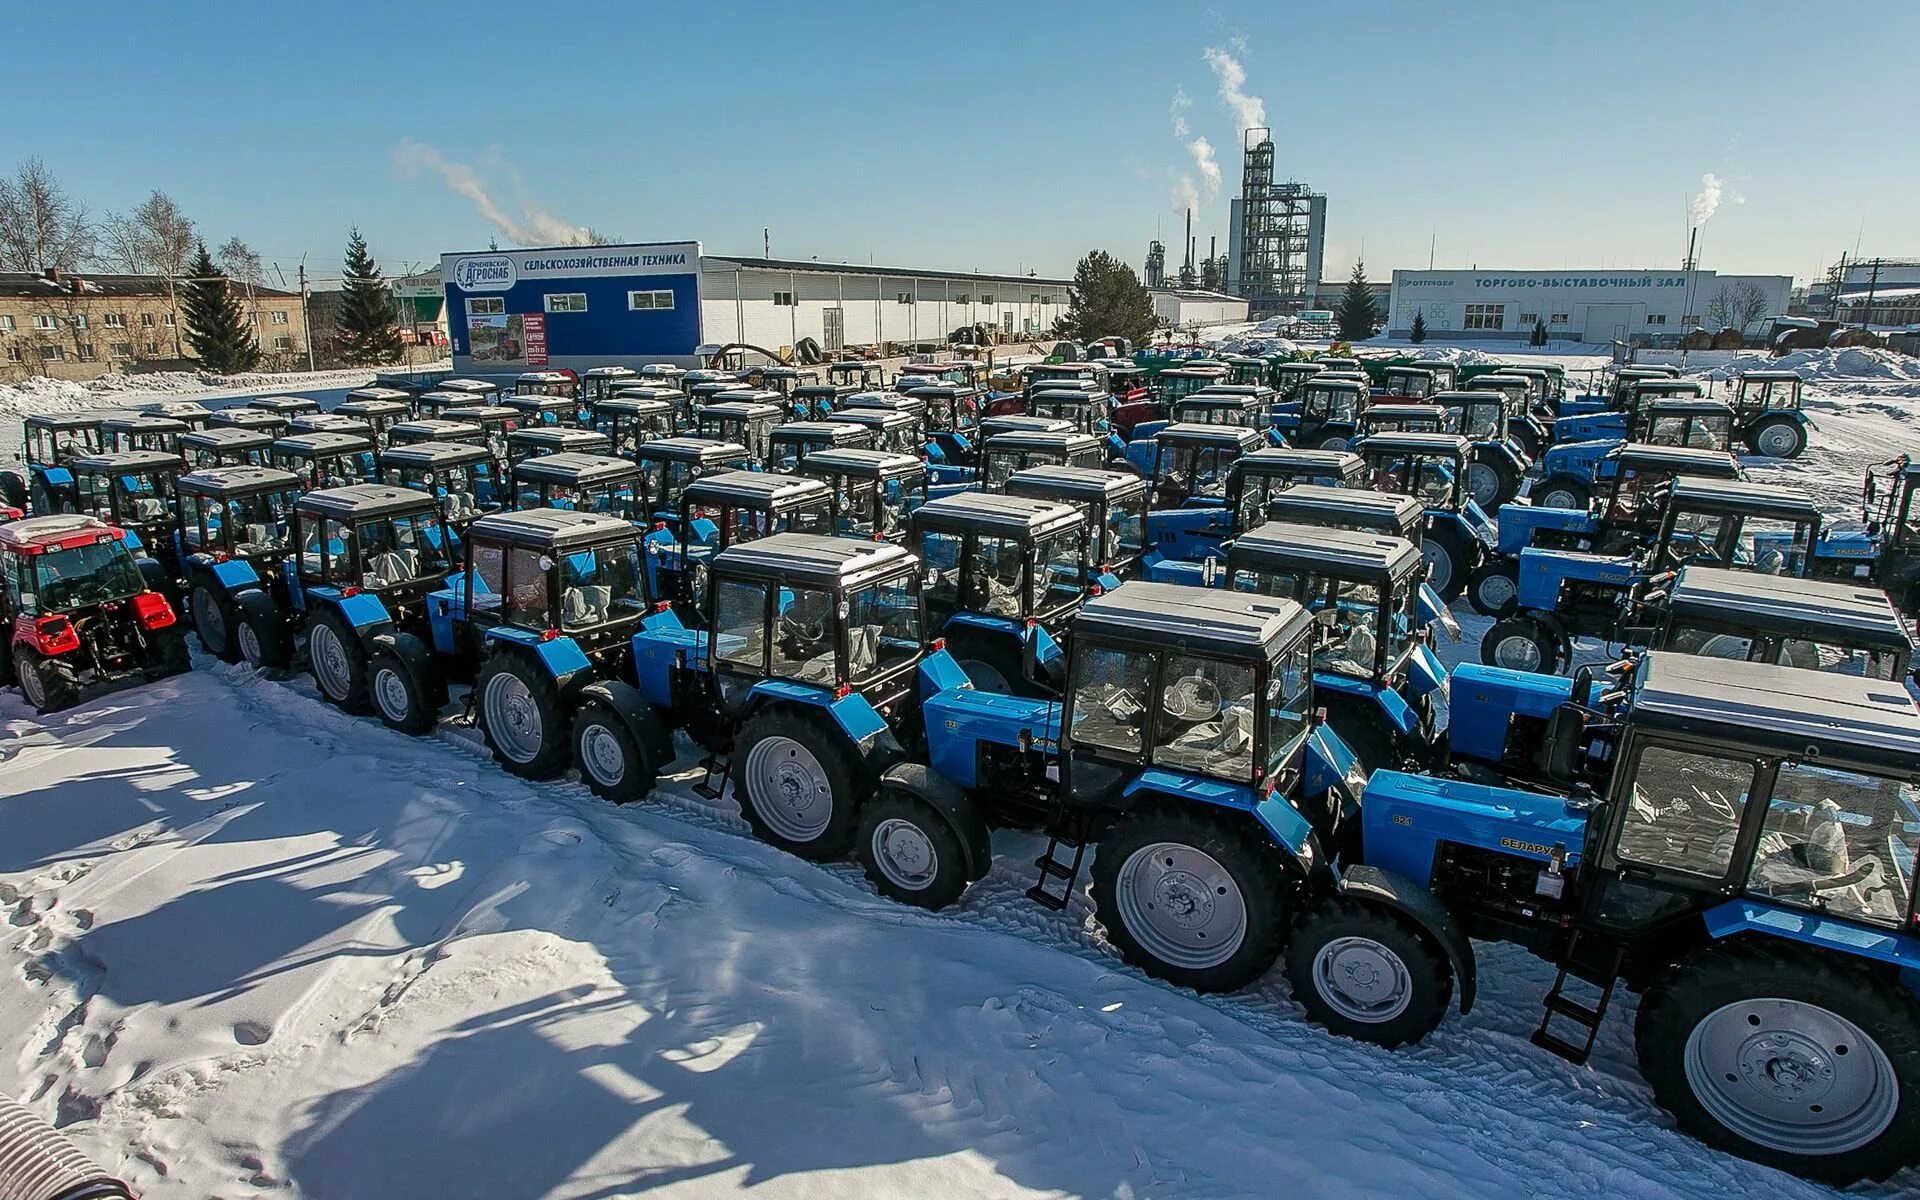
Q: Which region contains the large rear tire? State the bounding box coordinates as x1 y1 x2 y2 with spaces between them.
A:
1637 942 1920 1184
13 647 80 715
1466 452 1519 513
732 707 869 860
476 652 571 778
1283 896 1452 1048
306 613 370 713
0 471 26 512
1747 416 1807 459
1421 525 1474 602
1481 613 1564 674
1090 805 1289 993
234 589 292 672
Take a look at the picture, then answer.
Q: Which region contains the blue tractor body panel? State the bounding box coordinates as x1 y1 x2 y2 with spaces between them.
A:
1550 411 1627 446
1124 770 1315 857
306 586 393 631
195 554 263 592
1408 642 1447 699
1316 671 1418 736
1305 724 1361 806
1496 504 1598 556
485 624 593 681
1702 900 1920 980
1445 662 1575 767
747 678 891 746
1515 547 1634 610
1359 769 1589 887
922 687 1061 788
1143 505 1231 560
629 612 701 708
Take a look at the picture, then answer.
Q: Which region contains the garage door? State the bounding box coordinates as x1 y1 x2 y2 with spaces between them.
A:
1582 303 1636 346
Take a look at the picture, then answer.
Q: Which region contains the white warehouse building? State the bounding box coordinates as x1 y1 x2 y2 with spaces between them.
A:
1152 288 1251 329
1387 268 1793 343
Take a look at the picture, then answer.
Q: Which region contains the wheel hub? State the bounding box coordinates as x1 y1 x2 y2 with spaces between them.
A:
1495 634 1542 672
744 736 832 841
1153 870 1215 927
374 668 409 721
1685 997 1900 1155
873 818 936 887
581 724 624 785
1743 1032 1836 1102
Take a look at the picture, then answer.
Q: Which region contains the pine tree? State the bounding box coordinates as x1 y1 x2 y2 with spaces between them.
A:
1335 260 1382 340
334 227 404 366
1530 319 1548 347
1053 250 1156 346
180 242 260 374
1409 311 1428 344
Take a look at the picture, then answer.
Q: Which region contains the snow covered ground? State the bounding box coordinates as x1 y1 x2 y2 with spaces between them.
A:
0 352 1916 1198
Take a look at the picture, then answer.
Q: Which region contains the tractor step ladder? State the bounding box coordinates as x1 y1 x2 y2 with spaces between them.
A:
691 748 730 800
1026 810 1094 911
1531 934 1626 1064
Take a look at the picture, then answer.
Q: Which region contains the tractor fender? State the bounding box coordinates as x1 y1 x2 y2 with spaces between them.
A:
744 679 906 771
191 555 263 595
577 679 675 774
369 629 447 707
1123 774 1326 878
483 626 593 692
311 589 397 647
876 761 991 880
1337 862 1478 1015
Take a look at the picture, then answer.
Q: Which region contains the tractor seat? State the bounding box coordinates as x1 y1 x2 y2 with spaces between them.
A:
134 497 167 521
847 626 880 679
1536 704 1587 783
1163 703 1254 772
367 550 419 589
443 491 473 520
562 584 611 626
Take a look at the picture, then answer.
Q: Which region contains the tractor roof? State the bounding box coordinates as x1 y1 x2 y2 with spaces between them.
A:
178 464 303 498
713 532 915 591
1739 370 1804 383
843 391 925 412
181 427 273 450
1229 521 1423 584
983 430 1105 454
697 399 784 420
209 408 287 430
506 427 611 451
1617 366 1681 380
378 440 494 468
342 387 413 404
1498 365 1551 378
609 385 688 404
335 398 411 421
502 394 576 412
1176 392 1264 411
1634 379 1706 397
133 400 210 418
1159 365 1229 379
1644 398 1732 417
1358 432 1472 458
1382 364 1434 378
592 395 676 417
827 407 918 430
1466 373 1530 387
1266 484 1424 532
1005 464 1149 504
1612 443 1740 476
1434 390 1499 407
912 491 1083 539
639 363 686 376
794 447 924 478
1234 447 1366 481
1073 580 1311 661
249 395 321 411
1630 651 1920 776
1365 403 1446 422
1030 383 1104 399
272 431 373 455
682 369 739 384
1666 476 1821 521
69 449 184 473
438 378 504 393
0 512 125 552
1668 567 1913 653
979 415 1075 437
1274 361 1323 374
772 421 871 444
1226 356 1268 366
102 413 188 433
390 418 484 441
636 436 749 465
1302 377 1367 393
682 469 830 509
509 452 641 487
291 413 373 434
792 383 857 398
755 365 802 379
583 365 637 380
296 483 440 521
24 412 105 431
440 405 519 423
469 506 638 552
1151 422 1264 451
517 371 574 384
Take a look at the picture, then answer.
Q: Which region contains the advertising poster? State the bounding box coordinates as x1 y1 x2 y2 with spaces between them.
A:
523 313 548 367
467 313 526 365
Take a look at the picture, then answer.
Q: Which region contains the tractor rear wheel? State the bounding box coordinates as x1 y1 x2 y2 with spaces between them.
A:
1284 896 1451 1048
1637 942 1920 1184
190 582 237 661
1747 416 1807 459
476 652 571 778
1090 805 1289 993
1466 453 1519 513
1421 525 1474 601
0 471 26 512
1466 560 1519 617
1481 614 1564 674
307 613 370 713
732 707 868 860
13 647 80 715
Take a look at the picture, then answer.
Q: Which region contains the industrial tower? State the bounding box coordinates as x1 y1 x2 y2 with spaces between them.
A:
1233 128 1325 315
1144 240 1166 289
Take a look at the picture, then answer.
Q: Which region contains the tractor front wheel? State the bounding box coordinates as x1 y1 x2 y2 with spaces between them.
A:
1533 476 1591 512
1747 416 1807 459
1637 942 1920 1184
1283 896 1451 1048
1421 526 1475 601
1090 805 1289 993
1481 614 1564 674
1466 560 1519 617
571 702 661 804
476 652 571 778
732 707 868 860
856 788 975 910
13 647 80 714
369 642 439 735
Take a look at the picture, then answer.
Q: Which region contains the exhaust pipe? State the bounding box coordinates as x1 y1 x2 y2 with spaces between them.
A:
0 1093 133 1200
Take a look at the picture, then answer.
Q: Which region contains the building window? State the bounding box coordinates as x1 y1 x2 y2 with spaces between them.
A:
273 335 293 351
1550 313 1569 325
955 293 970 304
39 345 63 361
1646 314 1667 326
980 294 994 305
163 312 176 326
70 314 88 329
76 343 95 362
1518 312 1538 326
109 341 132 357
140 312 155 327
0 314 11 330
469 297 505 315
1680 314 1699 326
145 339 159 355
4 346 20 363
628 290 674 311
1463 303 1505 330
34 314 56 330
895 292 914 304
544 293 587 313
104 312 125 328
271 310 289 325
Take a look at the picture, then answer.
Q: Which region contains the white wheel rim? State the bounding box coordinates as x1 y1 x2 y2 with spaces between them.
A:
1684 997 1899 1156
1493 632 1544 672
373 665 412 723
743 735 834 842
960 657 1012 694
1757 425 1798 457
18 660 46 709
1539 487 1577 510
1319 437 1348 451
1697 633 1753 660
193 585 226 649
1114 841 1248 970
1466 462 1500 507
237 622 263 666
578 720 627 787
871 817 938 890
1421 542 1453 593
309 623 353 701
483 672 543 763
1312 935 1414 1023
1475 570 1516 612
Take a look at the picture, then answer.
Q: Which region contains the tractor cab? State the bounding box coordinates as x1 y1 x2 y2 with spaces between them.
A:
663 471 837 611
1479 367 1549 413
387 417 487 451
413 390 480 419
1265 485 1428 549
509 453 644 523
1650 566 1912 680
435 378 507 407
1174 390 1269 429
6 413 104 513
1607 365 1681 410
750 364 808 403
1636 398 1735 452
694 397 784 466
440 405 522 461
1729 369 1809 457
334 389 413 447
1148 424 1263 508
1228 449 1368 538
1317 356 1362 374
897 361 973 391
68 450 184 559
1431 390 1533 511
585 395 677 455
637 363 688 390
634 437 753 523
132 400 211 429
1357 432 1493 598
1652 476 1822 577
1860 456 1920 614
912 491 1089 694
1591 443 1743 536
1102 364 1150 402
1006 465 1148 586
827 360 883 390
770 421 874 472
826 405 926 458
609 384 695 432
979 414 1074 440
248 395 322 419
790 382 858 421
1462 372 1550 457
1023 363 1102 401
513 370 579 401
1285 377 1370 449
794 447 927 544
902 384 986 468
502 391 582 429
1358 403 1447 437
378 440 502 529
268 432 378 491
687 378 752 411
980 431 1107 492
207 407 288 438
174 465 300 569
1271 361 1324 401
1226 356 1269 387
1029 386 1113 434
581 365 639 404
102 414 190 456
1227 521 1447 764
1155 365 1228 404
180 427 273 469
503 425 611 471
1376 366 1437 401
289 412 374 439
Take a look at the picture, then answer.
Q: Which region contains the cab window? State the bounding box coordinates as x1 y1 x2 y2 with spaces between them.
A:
1069 644 1151 757
1154 654 1257 781
1746 761 1918 929
712 579 767 671
1614 744 1756 879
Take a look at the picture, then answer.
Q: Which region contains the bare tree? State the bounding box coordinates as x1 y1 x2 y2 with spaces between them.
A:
1704 280 1772 332
0 158 94 271
121 192 194 356
216 237 264 286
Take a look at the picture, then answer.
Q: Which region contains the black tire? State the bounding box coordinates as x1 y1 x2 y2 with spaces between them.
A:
1636 942 1920 1184
475 652 572 778
1320 692 1402 773
1745 415 1806 459
1533 475 1591 512
305 611 370 713
234 589 292 671
571 702 661 804
1480 614 1564 674
1466 559 1520 618
0 471 27 512
136 557 179 611
146 627 191 679
13 647 80 715
368 645 439 735
1089 804 1290 993
1283 895 1451 1049
731 706 869 861
1467 450 1520 513
189 581 237 661
945 628 1044 698
856 788 975 909
1510 423 1544 461
1422 525 1475 601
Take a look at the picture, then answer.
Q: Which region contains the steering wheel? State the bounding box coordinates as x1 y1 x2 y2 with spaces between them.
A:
1162 673 1223 721
780 612 827 644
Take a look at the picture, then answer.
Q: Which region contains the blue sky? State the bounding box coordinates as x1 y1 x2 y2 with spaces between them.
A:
10 0 1915 285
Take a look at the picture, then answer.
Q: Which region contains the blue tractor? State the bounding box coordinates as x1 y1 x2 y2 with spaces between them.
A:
825 404 927 461
268 431 378 490
694 395 785 467
1844 456 1920 616
247 394 323 420
789 381 858 421
1274 376 1373 451
1354 432 1496 601
768 419 874 473
793 446 926 544
1460 372 1550 459
332 389 413 449
1432 390 1532 512
1640 566 1913 680
173 465 303 664
1549 377 1706 449
910 491 1089 696
1005 464 1150 589
1728 369 1811 458
1552 363 1679 420
1141 446 1363 582
582 393 677 455
1271 360 1324 401
377 440 502 543
1534 396 1735 513
648 469 835 613
859 582 1370 995
632 437 754 525
180 427 274 470
68 450 186 593
1320 652 1920 1184
3 413 105 514
1374 364 1439 402
207 407 289 438
507 452 642 521
502 425 611 473
898 383 986 473
580 365 638 406
386 416 488 453
102 414 190 457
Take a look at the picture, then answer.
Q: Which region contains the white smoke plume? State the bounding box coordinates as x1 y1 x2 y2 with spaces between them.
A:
1188 135 1222 199
1690 172 1744 228
393 139 596 247
1203 47 1266 138
1171 175 1200 218
1171 87 1192 138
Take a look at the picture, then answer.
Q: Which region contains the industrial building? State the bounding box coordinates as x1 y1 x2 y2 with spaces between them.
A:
1386 268 1792 343
1151 288 1250 329
1226 129 1326 315
441 241 1073 372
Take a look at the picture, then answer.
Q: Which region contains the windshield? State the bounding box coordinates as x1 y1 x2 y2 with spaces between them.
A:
1386 374 1432 399
1647 414 1728 450
1370 454 1458 508
1154 654 1258 782
192 489 292 556
970 534 1029 617
1302 386 1355 422
1036 529 1083 612
1450 404 1500 440
1744 761 1919 931
1156 445 1240 502
845 573 920 682
1312 579 1386 677
357 510 450 589
558 540 647 630
27 540 145 611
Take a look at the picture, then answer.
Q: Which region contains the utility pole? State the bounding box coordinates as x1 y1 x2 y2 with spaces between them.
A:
1831 253 1847 321
298 261 316 372
1860 258 1882 330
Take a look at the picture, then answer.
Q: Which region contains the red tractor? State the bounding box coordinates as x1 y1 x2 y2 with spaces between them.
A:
2 514 190 714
